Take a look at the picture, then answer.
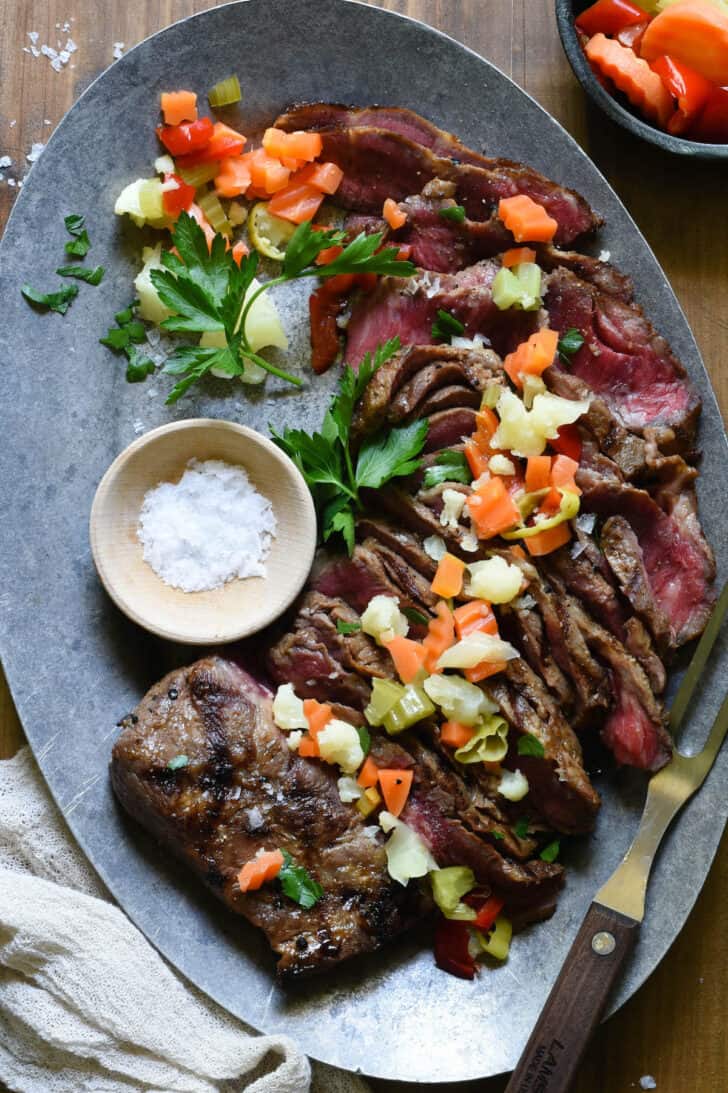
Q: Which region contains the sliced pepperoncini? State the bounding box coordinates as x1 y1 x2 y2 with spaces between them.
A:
503 487 580 540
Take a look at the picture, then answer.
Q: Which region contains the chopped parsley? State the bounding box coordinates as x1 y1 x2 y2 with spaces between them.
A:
438 204 466 224
517 733 545 759
64 231 91 258
356 724 371 756
64 213 86 235
514 817 531 839
21 282 79 315
336 619 362 635
491 830 505 841
431 308 465 342
540 839 561 863
56 264 105 285
278 850 324 909
402 606 430 626
422 449 473 489
557 328 585 365
101 299 155 383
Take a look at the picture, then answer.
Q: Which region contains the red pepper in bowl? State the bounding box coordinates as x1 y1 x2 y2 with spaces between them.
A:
576 0 647 38
651 54 713 134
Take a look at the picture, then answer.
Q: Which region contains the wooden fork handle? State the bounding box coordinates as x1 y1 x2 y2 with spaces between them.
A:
504 903 640 1093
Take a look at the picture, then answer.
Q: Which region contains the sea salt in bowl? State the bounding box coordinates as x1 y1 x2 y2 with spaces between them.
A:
90 419 317 644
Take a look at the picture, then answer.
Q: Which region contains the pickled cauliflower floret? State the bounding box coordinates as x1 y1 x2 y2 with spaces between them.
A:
498 768 529 802
317 719 364 773
134 244 174 324
436 632 519 670
491 388 590 458
361 594 409 645
423 535 447 561
272 683 308 730
488 455 516 476
423 673 497 726
379 811 438 886
337 775 364 803
287 730 303 752
440 488 467 529
467 556 523 604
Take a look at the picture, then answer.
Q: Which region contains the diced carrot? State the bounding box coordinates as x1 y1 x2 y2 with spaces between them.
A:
262 127 323 162
303 699 333 737
294 161 345 195
245 149 291 195
357 755 379 788
525 455 552 493
237 848 284 892
464 659 508 683
315 244 344 265
440 721 476 749
525 521 571 557
465 439 490 479
188 202 216 249
268 181 325 224
502 246 537 268
539 486 562 516
510 544 526 560
431 552 466 599
498 194 558 244
640 0 728 89
422 600 456 674
383 197 407 230
378 769 414 818
231 241 248 266
280 155 304 171
504 328 559 389
298 734 319 758
453 600 498 639
472 407 500 452
551 453 581 495
215 156 252 197
161 90 198 126
384 635 428 684
585 33 674 128
466 476 521 539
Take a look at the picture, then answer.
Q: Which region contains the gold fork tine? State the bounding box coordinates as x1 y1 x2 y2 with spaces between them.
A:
669 581 728 741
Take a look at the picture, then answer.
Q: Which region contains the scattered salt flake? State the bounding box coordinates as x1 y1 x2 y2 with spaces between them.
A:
639 1078 657 1091
132 420 145 435
9 120 17 128
44 119 52 125
26 142 45 164
598 249 611 263
113 42 125 60
138 459 277 592
28 31 39 44
0 156 12 169
7 178 16 187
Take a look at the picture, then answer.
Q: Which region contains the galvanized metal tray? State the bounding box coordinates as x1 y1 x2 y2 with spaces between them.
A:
0 0 726 1082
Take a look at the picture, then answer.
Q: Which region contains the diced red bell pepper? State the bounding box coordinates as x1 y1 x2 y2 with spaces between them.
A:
433 918 476 980
309 279 353 374
550 424 582 462
161 173 196 218
157 116 214 156
689 85 728 142
651 55 713 135
473 895 505 932
616 19 650 52
575 0 647 37
176 122 246 167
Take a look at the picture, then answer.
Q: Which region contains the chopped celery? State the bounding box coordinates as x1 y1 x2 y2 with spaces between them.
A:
364 678 406 727
175 160 219 188
474 915 512 961
454 715 509 764
197 189 232 236
492 263 542 311
382 684 435 735
208 75 242 108
481 383 501 409
503 488 580 540
356 786 381 818
430 867 477 920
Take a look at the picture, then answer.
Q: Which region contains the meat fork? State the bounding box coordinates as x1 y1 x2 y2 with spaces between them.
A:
505 582 728 1093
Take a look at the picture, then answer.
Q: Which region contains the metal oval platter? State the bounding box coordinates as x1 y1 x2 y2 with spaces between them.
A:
0 0 726 1083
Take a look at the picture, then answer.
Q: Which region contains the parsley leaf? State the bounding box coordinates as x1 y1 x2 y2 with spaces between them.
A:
125 346 155 383
355 419 429 490
21 282 79 315
167 754 189 771
438 204 466 223
64 230 91 258
557 328 585 365
422 450 473 489
540 839 561 863
491 830 505 841
356 725 371 756
514 817 531 839
336 619 362 635
278 850 324 909
56 264 105 285
517 733 545 759
402 606 430 626
64 213 86 236
431 308 465 341
101 300 156 385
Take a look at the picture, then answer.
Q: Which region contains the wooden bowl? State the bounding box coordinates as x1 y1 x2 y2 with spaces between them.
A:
89 419 317 645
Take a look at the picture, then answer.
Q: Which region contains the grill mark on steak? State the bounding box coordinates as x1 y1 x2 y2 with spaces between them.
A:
111 658 429 978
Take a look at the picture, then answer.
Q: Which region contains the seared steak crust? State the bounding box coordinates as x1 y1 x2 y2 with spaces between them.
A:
111 658 428 979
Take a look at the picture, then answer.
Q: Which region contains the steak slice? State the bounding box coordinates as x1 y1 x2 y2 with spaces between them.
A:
111 658 427 979
275 106 599 242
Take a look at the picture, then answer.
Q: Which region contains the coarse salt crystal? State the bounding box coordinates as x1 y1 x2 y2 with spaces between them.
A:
599 249 611 263
28 31 39 44
639 1078 656 1091
113 42 124 60
7 178 16 187
0 156 11 169
26 142 45 163
138 459 277 592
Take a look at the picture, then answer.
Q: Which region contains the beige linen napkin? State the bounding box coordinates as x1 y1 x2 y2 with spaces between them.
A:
0 747 371 1093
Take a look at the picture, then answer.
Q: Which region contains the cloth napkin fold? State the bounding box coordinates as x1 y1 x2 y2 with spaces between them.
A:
0 747 372 1093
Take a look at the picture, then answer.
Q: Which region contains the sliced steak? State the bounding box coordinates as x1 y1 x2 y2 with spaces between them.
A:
600 516 672 652
111 658 428 979
275 107 599 243
355 516 438 580
545 266 700 448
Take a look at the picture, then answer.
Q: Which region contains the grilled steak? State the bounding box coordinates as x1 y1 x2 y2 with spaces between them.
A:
111 658 428 978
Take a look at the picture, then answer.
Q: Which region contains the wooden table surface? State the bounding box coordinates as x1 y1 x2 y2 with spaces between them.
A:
1 2 726 1091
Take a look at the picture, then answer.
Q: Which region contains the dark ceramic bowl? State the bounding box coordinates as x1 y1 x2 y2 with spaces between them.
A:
556 0 728 159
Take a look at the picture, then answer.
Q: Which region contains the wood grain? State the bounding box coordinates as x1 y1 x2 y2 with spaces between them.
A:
1 3 726 1091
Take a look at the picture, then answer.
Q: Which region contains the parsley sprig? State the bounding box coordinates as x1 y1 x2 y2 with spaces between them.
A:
278 850 324 909
272 337 428 553
149 213 415 404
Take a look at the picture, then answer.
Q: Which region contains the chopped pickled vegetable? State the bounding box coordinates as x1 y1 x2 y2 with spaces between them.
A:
430 866 477 920
248 201 297 260
423 673 497 726
473 915 512 961
378 768 413 817
503 487 580 539
361 594 409 645
491 388 591 458
385 635 428 684
380 811 438 885
436 632 519 671
272 683 308 730
208 75 242 108
356 785 382 817
454 715 510 764
317 718 365 772
498 768 530 801
197 188 232 236
466 556 523 604
382 684 436 735
364 678 407 726
175 160 219 188
492 262 542 311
